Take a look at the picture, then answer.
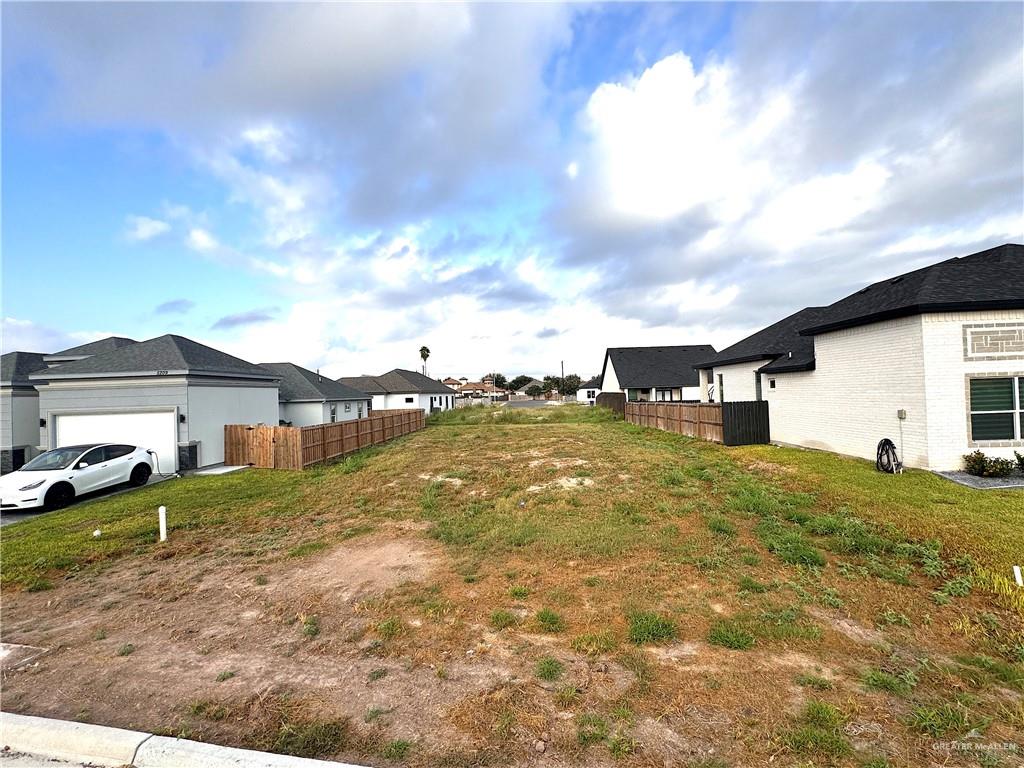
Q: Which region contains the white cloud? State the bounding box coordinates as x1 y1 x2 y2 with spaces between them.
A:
185 228 219 252
124 215 170 242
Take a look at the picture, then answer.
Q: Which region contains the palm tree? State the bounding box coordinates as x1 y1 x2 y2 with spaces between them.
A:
419 345 430 375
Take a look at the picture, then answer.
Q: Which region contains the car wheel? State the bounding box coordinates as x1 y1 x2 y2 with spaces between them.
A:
44 483 75 511
130 464 152 487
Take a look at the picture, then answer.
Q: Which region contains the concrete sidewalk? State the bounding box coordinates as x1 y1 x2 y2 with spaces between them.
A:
0 712 366 768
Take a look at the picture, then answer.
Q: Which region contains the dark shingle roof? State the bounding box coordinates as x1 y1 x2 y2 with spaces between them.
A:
694 307 830 373
602 346 716 389
800 243 1024 336
46 336 138 359
339 369 456 395
33 335 275 380
1 351 48 386
260 362 369 402
337 375 389 394
580 376 601 389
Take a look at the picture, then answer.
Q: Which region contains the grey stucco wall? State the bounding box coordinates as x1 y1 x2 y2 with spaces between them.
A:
37 379 189 450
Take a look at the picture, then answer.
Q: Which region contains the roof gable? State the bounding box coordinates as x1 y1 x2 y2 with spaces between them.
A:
339 369 456 395
605 345 716 388
694 307 829 371
34 334 274 380
260 362 369 401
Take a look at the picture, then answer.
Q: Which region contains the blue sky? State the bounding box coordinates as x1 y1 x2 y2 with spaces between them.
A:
3 2 1022 378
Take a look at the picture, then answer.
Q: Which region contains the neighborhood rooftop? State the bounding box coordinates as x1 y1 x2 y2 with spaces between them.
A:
32 334 276 380
259 362 369 402
603 345 716 388
0 352 48 385
338 368 455 395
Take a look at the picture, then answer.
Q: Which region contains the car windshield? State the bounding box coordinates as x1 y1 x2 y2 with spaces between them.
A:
20 447 86 471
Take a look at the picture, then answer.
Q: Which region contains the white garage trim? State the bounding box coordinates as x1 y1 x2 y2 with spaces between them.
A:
51 407 179 472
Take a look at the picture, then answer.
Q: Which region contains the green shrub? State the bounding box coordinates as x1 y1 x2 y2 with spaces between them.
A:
963 450 1016 478
627 611 676 644
1015 451 1024 473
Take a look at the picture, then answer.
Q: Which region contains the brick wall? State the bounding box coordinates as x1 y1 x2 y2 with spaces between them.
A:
923 311 1024 469
766 315 931 467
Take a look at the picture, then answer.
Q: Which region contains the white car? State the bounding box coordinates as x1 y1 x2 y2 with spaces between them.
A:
0 444 154 511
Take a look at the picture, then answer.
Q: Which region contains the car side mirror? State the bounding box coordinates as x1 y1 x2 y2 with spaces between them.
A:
77 462 89 469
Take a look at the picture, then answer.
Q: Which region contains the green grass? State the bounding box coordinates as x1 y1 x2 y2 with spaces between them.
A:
571 631 618 656
735 444 1024 574
509 585 530 598
536 608 565 633
907 700 985 737
377 617 404 640
116 643 135 656
708 621 754 650
796 672 833 691
427 403 619 426
302 615 321 638
490 610 519 630
627 611 676 644
780 700 850 758
216 670 236 682
271 718 349 758
535 656 565 681
577 713 609 746
862 667 917 696
380 739 412 760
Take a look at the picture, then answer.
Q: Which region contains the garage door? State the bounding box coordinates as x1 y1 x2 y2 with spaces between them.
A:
54 411 178 472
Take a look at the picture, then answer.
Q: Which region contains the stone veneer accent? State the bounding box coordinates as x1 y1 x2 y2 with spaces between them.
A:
962 322 1024 361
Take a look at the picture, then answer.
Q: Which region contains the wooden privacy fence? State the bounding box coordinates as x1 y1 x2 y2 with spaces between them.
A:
624 401 770 446
225 408 425 470
595 392 626 416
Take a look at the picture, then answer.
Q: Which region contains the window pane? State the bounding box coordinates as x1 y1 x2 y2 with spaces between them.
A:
971 412 1015 440
969 378 1013 411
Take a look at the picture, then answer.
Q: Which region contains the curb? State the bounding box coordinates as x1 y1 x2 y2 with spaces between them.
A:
0 712 366 768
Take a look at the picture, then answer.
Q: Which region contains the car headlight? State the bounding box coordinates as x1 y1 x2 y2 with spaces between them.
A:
18 480 46 491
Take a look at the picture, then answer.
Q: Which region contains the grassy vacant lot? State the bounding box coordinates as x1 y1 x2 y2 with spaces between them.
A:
2 404 1021 768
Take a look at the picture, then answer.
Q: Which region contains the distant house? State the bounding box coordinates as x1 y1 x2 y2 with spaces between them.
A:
441 377 462 388
458 375 506 401
576 376 601 405
600 346 716 402
259 362 371 426
30 334 279 471
696 243 1024 471
1 351 48 473
338 369 456 414
514 378 545 398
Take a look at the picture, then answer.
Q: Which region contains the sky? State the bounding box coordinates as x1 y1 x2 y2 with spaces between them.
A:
2 2 1022 380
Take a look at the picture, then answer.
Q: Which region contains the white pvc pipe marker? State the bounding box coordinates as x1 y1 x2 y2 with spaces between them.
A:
158 506 167 542
1014 565 1023 588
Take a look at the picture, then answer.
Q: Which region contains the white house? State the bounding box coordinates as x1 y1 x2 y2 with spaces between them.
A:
259 362 371 426
600 346 716 402
1 351 47 474
31 334 280 472
338 369 456 414
696 243 1024 471
576 376 601 405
